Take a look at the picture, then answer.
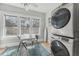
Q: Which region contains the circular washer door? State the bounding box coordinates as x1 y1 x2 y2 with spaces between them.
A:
51 8 71 29
51 40 70 56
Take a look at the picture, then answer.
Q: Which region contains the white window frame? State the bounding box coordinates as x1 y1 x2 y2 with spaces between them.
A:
30 16 41 35
20 16 31 35
3 11 20 37
2 11 41 38
4 15 19 36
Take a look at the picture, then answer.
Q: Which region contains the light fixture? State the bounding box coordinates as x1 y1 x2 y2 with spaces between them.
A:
24 3 31 11
24 3 38 11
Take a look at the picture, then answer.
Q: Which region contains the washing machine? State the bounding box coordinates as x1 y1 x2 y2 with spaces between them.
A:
51 3 79 38
49 3 79 56
50 34 73 56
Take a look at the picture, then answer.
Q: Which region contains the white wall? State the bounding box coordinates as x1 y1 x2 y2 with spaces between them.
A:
0 3 46 48
0 3 62 47
0 11 4 46
46 3 62 27
45 3 62 43
5 3 62 13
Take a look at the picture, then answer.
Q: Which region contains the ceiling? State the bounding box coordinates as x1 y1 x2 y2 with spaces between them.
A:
5 3 62 13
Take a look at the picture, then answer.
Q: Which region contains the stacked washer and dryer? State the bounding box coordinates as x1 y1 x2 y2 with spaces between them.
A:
49 3 79 56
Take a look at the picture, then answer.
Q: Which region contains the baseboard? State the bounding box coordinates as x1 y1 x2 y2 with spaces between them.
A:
0 41 19 48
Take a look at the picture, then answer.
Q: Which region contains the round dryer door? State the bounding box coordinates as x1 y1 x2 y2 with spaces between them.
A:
51 40 70 56
51 8 71 29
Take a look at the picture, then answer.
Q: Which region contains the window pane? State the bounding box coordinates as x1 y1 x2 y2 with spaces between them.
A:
5 15 18 35
21 17 30 34
31 18 40 34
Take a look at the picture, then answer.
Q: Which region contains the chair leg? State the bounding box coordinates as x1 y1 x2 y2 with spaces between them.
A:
17 42 21 56
22 43 29 56
22 43 27 50
17 41 28 56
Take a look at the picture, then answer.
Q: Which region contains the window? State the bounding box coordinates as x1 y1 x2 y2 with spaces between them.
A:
21 17 30 34
5 15 18 36
5 15 40 36
31 18 40 34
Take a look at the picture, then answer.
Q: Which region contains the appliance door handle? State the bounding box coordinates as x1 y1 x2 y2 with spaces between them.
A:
61 38 69 42
51 37 56 40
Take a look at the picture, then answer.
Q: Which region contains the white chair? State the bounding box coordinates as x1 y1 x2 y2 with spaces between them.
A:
16 34 36 56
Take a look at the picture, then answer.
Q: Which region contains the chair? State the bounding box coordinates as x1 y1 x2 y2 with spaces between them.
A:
16 34 37 56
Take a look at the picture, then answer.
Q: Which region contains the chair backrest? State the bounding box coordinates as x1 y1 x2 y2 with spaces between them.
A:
17 34 36 41
35 35 38 39
21 34 31 40
17 35 21 40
